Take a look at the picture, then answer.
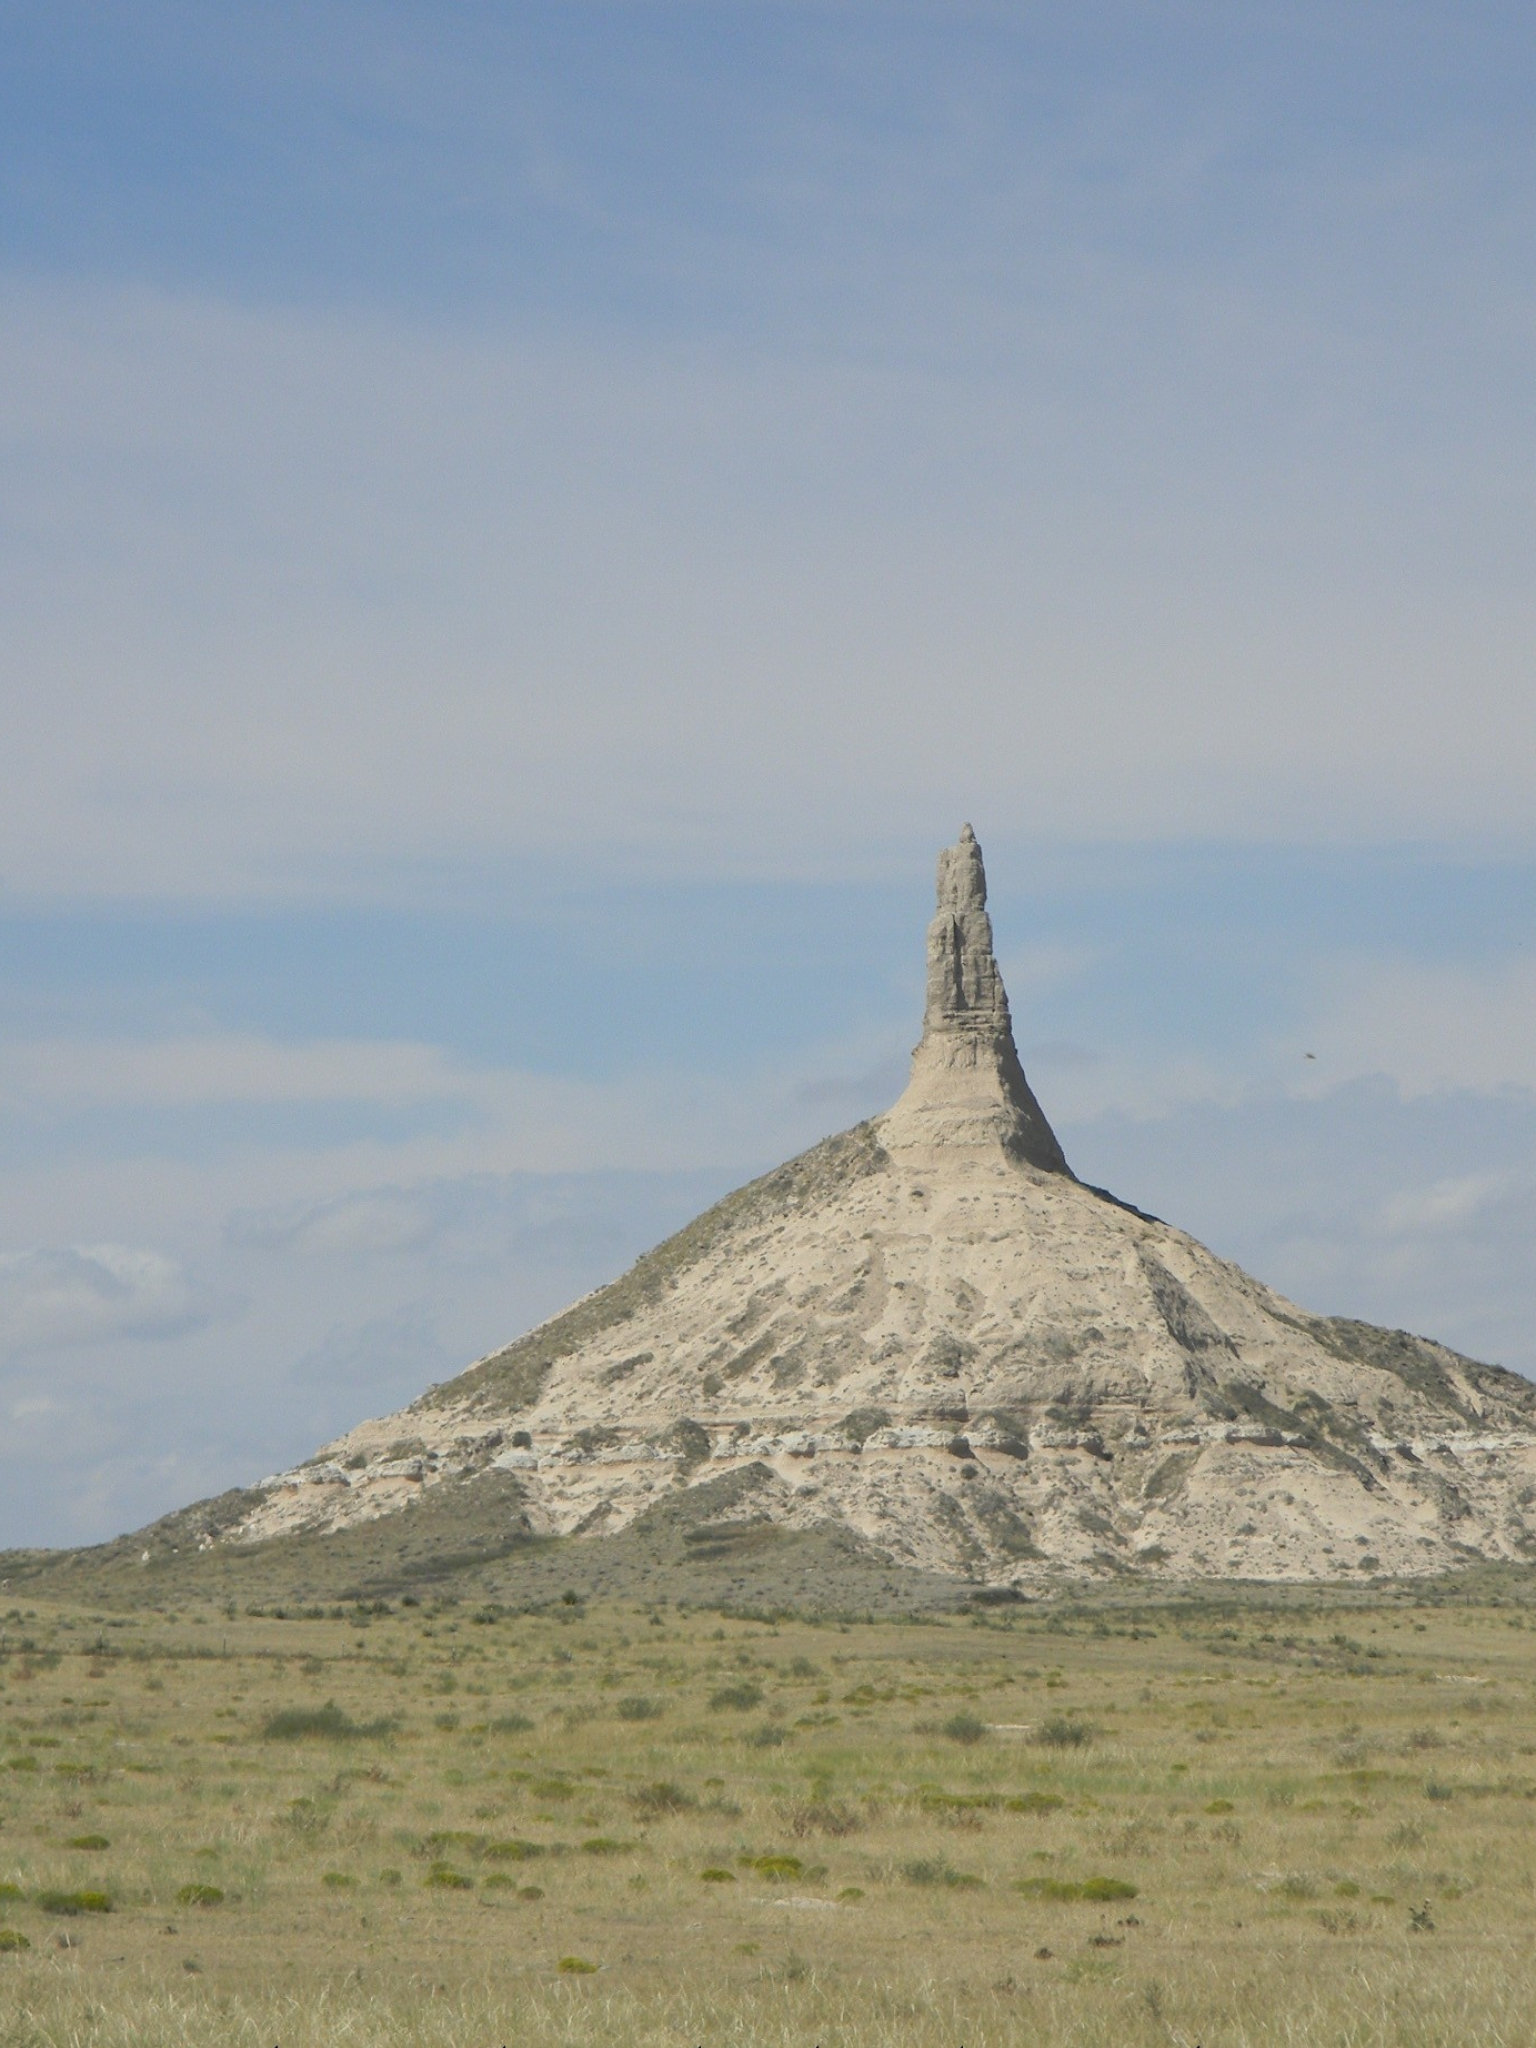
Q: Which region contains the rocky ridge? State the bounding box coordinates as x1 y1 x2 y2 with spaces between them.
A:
232 828 1536 1587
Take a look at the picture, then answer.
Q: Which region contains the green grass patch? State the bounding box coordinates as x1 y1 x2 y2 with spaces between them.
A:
176 1883 225 1907
1015 1875 1137 1902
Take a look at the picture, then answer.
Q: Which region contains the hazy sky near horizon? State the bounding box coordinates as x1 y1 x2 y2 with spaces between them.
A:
2 2 1534 1546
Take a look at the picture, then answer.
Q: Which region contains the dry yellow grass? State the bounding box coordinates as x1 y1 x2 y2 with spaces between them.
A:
1 1585 1534 2045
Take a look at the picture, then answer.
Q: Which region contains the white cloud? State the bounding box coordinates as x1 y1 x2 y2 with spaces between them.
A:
0 1034 473 1111
0 1244 205 1355
1310 957 1536 1098
2 279 1535 906
0 1024 891 1178
1376 1172 1518 1238
232 1188 438 1258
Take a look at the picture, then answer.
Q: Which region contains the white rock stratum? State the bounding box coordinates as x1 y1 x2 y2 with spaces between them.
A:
237 827 1536 1586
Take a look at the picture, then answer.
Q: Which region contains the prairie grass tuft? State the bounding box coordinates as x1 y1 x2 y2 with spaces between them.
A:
37 1889 112 1915
175 1883 225 1906
939 1712 988 1744
903 1858 982 1888
630 1780 695 1816
1034 1713 1093 1748
709 1682 763 1711
261 1701 394 1740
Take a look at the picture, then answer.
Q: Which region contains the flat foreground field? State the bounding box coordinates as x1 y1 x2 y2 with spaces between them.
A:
1 1583 1533 2046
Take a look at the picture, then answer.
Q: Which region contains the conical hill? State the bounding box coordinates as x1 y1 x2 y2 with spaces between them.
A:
26 827 1536 1599
214 825 1536 1589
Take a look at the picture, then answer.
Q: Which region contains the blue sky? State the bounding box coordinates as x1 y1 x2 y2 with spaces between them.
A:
2 2 1534 1545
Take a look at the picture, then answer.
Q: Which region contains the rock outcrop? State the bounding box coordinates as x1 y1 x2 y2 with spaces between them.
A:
881 824 1071 1173
223 828 1536 1586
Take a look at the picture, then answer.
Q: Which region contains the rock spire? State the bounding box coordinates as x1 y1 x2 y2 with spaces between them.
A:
881 824 1071 1173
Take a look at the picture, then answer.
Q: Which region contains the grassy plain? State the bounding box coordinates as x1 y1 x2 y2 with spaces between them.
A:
0 1582 1533 2046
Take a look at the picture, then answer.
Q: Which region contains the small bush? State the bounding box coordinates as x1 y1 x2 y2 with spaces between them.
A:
1014 1875 1136 1902
700 1868 736 1883
709 1683 764 1711
67 1834 110 1851
519 1885 544 1901
321 1872 357 1890
785 1798 860 1837
1205 1800 1235 1815
1005 1792 1064 1814
838 1886 865 1901
1426 1780 1455 1802
558 1956 598 1974
616 1697 663 1721
580 1838 636 1856
1079 1876 1138 1902
903 1858 982 1889
940 1712 988 1745
630 1780 695 1816
261 1702 392 1741
378 1869 403 1887
490 1713 534 1734
38 1890 113 1916
0 1929 31 1952
424 1865 473 1891
751 1854 804 1880
482 1873 517 1890
486 1840 544 1862
746 1722 788 1748
1035 1715 1093 1749
175 1884 224 1907
0 1883 22 1901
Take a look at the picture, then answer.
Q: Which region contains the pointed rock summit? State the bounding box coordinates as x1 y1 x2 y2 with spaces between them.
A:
883 824 1071 1173
185 828 1536 1588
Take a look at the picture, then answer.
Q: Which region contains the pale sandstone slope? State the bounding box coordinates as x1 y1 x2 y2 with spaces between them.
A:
237 828 1536 1585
